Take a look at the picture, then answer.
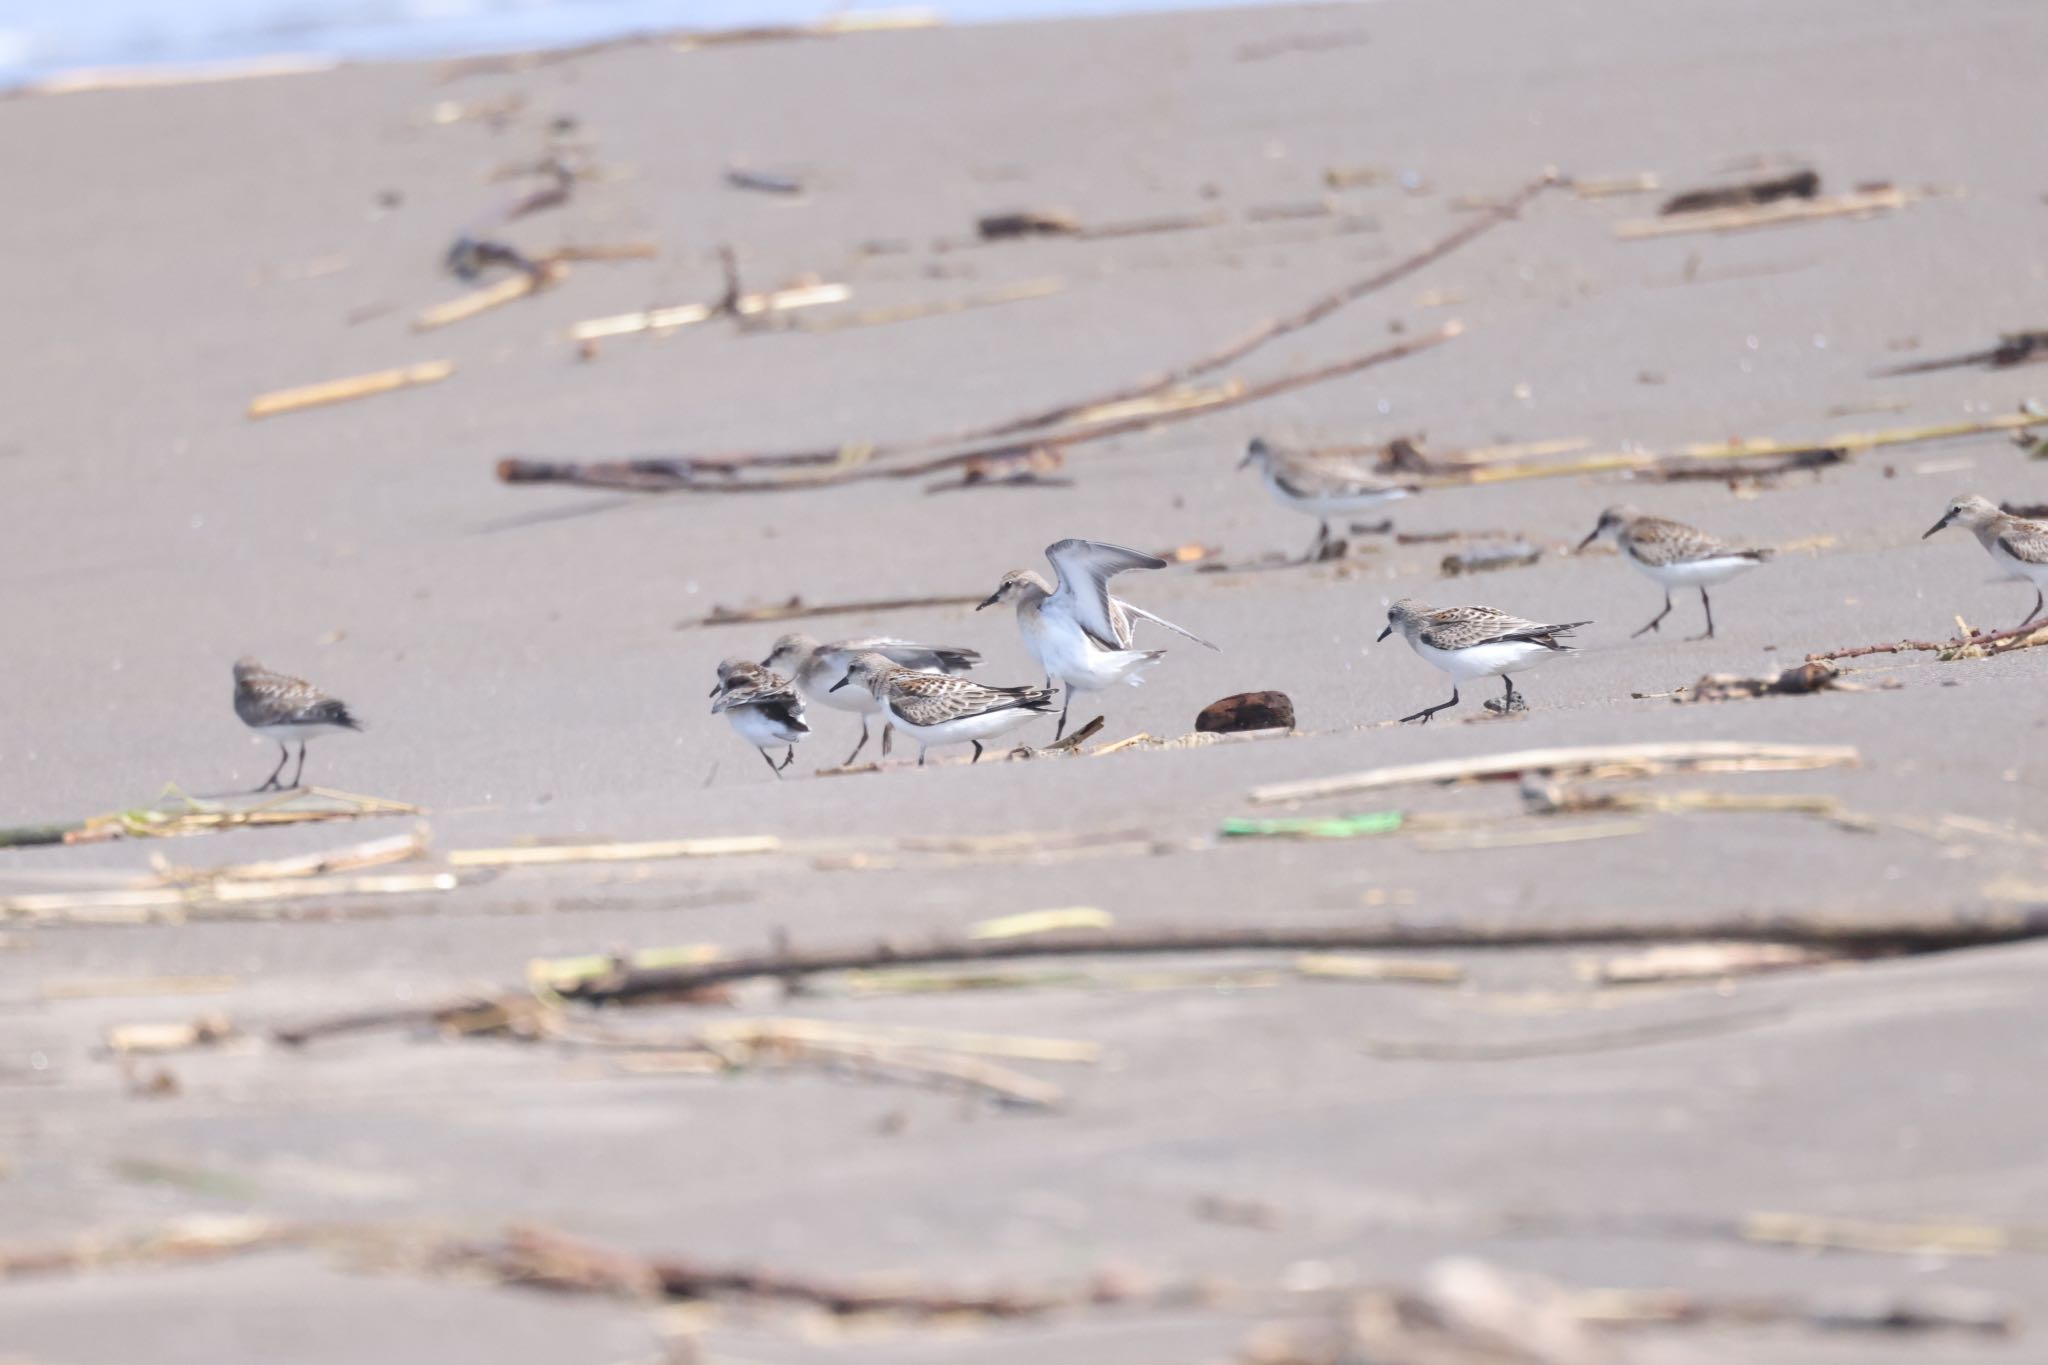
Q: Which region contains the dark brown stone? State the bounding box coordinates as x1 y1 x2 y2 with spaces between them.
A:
1195 691 1295 734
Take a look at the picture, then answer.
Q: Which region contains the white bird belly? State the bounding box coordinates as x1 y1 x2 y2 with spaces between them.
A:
1413 638 1552 682
1629 554 1761 589
1265 470 1410 518
887 702 1045 749
254 724 348 744
726 707 805 748
800 674 883 716
1990 542 2048 587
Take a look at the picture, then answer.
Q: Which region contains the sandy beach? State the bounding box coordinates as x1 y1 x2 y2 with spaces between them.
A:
4 1 2048 1359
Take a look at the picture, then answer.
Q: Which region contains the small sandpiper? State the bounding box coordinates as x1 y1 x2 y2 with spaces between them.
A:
978 538 1215 740
1576 505 1770 639
711 658 809 777
1240 437 1420 561
761 633 981 766
1923 495 2048 630
1377 599 1589 723
232 657 363 791
830 653 1056 765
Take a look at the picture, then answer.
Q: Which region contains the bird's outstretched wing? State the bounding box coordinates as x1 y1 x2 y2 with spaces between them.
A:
1044 539 1167 649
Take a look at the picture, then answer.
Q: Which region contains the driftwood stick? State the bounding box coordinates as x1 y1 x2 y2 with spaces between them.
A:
552 909 2048 1006
1249 741 1859 805
475 1225 1064 1315
974 172 1553 438
1809 622 2048 661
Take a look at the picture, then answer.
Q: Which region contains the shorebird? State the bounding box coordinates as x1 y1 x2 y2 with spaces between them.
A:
711 658 809 777
977 538 1216 740
1576 506 1770 640
831 653 1056 765
1376 599 1589 723
761 633 981 766
1240 437 1420 561
1923 495 2048 630
232 657 363 791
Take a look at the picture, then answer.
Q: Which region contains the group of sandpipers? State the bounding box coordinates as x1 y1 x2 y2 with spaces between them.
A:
230 441 2048 785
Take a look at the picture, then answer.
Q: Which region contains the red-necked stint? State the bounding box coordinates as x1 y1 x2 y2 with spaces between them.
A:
1923 495 2048 630
761 633 980 766
1240 437 1419 561
830 653 1055 766
232 657 363 791
1377 599 1590 723
977 538 1215 740
1576 505 1770 640
711 657 808 777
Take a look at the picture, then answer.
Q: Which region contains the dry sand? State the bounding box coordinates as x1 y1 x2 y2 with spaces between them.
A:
3 0 2048 1359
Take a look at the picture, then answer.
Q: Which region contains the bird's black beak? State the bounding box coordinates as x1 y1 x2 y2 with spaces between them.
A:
707 682 722 698
975 590 1001 611
1236 448 1255 470
1575 527 1601 552
1923 513 1953 540
829 671 852 692
757 655 773 668
1375 624 1392 642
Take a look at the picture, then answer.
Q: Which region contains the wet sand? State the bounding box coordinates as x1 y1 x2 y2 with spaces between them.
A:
3 0 2048 1359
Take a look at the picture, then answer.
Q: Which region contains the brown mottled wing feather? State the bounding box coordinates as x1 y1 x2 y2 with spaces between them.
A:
883 672 1055 727
236 670 362 729
713 665 805 719
1419 606 1588 651
1622 516 1766 566
1998 519 2048 566
1271 451 1404 500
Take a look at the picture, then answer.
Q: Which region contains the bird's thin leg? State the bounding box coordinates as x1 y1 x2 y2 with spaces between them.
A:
1054 688 1071 741
1308 521 1330 563
971 741 984 764
1500 675 1525 711
1688 588 1717 641
779 746 796 771
1400 688 1461 724
1632 593 1674 637
881 722 894 758
758 748 783 778
288 741 308 788
258 743 289 792
843 716 870 767
918 747 927 768
2019 587 2046 632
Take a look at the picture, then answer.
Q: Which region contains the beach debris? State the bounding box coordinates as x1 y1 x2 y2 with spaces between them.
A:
1873 330 2048 377
970 907 1114 939
0 1217 327 1281
1740 1211 2048 1258
445 156 575 280
2 873 459 927
1662 167 1820 215
412 261 566 331
1684 660 1847 701
1642 444 1846 483
43 975 239 1000
763 277 1065 337
568 280 850 342
1808 618 2048 662
1196 691 1296 734
512 906 2045 1009
977 208 1083 239
1009 715 1107 758
725 163 805 195
1583 942 1837 984
0 787 422 855
1221 812 1405 840
1249 741 1860 805
446 1223 1065 1314
1616 184 1909 239
500 171 1552 490
105 1012 238 1056
1361 1005 1790 1062
1569 171 1661 198
246 362 454 419
448 834 778 869
1441 542 1543 576
1294 954 1463 984
924 443 1068 493
680 590 985 629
